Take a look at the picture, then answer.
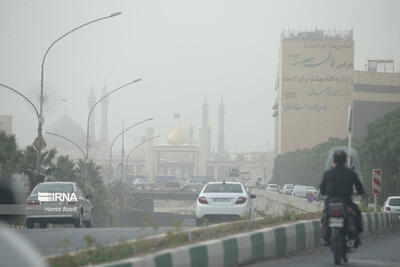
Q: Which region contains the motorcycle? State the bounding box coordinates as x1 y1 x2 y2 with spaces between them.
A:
325 198 357 265
322 146 364 265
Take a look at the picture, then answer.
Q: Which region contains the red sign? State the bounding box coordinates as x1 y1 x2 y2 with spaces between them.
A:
372 169 381 195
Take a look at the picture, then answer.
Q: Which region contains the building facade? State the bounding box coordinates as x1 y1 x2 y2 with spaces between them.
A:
274 29 400 155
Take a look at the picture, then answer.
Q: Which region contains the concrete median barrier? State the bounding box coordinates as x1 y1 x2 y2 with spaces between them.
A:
94 212 398 267
253 189 323 213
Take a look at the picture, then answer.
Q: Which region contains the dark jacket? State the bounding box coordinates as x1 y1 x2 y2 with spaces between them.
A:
320 165 364 201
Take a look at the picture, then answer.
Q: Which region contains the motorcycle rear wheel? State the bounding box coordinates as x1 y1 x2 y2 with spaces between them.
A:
332 238 342 265
331 229 343 265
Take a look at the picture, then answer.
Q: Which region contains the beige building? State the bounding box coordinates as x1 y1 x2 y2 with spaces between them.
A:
274 30 400 155
0 115 13 135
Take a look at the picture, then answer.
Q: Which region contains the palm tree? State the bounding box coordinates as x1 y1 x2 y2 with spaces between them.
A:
20 146 57 191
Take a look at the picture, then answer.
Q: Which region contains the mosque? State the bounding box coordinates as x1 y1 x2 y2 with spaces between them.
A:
46 85 272 183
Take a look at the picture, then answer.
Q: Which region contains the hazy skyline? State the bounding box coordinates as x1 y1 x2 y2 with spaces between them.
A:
1 0 399 153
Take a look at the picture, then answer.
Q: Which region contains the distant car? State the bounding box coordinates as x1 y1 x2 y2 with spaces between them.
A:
195 181 256 225
292 185 307 198
244 181 257 189
180 179 203 191
132 179 153 186
382 196 400 216
280 184 294 195
185 179 203 186
306 186 318 197
266 184 279 192
25 182 93 228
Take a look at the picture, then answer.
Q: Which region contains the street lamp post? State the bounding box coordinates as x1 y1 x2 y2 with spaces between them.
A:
36 12 122 175
85 79 142 178
121 122 125 180
125 135 161 181
108 117 154 181
2 12 122 175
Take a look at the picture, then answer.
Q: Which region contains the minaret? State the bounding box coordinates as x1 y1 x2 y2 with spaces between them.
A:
100 83 109 148
202 98 209 129
218 98 225 154
199 98 211 176
87 86 96 144
188 122 194 145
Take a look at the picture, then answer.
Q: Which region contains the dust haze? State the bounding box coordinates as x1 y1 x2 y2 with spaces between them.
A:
1 0 399 152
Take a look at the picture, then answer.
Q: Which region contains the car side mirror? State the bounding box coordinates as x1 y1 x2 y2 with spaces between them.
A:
250 194 256 199
86 193 93 199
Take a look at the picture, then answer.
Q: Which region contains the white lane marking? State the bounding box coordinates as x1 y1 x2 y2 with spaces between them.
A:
350 259 400 266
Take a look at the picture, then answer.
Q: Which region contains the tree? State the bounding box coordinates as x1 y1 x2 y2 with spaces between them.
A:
0 131 22 181
75 159 111 226
271 138 347 186
359 108 400 203
51 155 77 182
20 146 57 191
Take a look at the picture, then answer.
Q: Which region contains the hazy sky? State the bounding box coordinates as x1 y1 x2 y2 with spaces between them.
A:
1 0 399 153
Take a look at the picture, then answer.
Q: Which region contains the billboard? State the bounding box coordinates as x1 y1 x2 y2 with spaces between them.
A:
278 39 355 153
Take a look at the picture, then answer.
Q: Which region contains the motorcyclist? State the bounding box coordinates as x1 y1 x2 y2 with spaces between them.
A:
319 149 365 247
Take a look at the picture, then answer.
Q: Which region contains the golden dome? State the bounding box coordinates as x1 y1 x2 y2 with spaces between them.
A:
167 127 189 145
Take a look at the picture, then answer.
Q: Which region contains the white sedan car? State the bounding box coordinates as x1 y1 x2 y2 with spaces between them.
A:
195 182 256 225
266 184 279 192
382 196 400 217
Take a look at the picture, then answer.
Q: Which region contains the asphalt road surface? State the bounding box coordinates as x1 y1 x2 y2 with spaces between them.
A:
17 226 189 256
248 226 400 267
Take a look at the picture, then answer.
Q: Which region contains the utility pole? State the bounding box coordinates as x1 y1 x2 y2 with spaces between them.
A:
121 122 125 180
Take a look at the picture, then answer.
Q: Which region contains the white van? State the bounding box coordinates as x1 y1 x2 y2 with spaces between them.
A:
292 185 307 198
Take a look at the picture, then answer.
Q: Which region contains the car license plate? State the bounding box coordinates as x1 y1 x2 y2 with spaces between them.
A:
329 218 344 227
214 198 230 202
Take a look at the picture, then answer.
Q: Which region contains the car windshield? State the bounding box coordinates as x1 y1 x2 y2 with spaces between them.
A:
204 184 243 193
34 183 74 193
389 198 400 206
307 186 316 190
269 185 278 188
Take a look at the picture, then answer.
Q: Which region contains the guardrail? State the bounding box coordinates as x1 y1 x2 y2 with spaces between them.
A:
94 212 398 267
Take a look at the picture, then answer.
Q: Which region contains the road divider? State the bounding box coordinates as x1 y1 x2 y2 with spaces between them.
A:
253 189 323 213
93 212 398 267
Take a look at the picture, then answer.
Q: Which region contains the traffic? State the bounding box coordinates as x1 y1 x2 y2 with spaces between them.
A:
1 1 399 267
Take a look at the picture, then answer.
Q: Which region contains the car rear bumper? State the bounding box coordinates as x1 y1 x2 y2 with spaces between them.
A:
25 205 80 220
195 203 250 219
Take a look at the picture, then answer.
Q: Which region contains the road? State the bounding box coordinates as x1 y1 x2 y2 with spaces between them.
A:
248 226 400 267
17 226 189 256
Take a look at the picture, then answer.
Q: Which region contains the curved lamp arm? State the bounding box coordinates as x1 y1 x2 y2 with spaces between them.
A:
46 132 86 159
0 83 39 117
40 12 122 113
108 117 154 179
86 78 142 158
125 135 162 179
